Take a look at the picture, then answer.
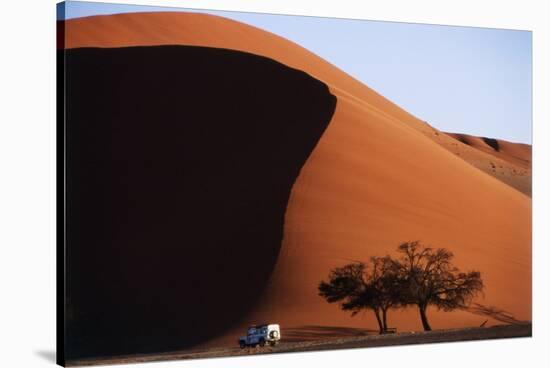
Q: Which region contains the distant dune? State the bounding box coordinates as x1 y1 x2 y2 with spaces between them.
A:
443 132 531 196
60 11 531 354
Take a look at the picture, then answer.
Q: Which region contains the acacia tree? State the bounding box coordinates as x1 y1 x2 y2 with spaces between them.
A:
368 256 404 331
318 257 403 334
318 263 370 326
396 241 484 331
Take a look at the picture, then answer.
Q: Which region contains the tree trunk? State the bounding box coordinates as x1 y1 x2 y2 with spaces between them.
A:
382 308 388 332
373 308 384 334
419 304 432 331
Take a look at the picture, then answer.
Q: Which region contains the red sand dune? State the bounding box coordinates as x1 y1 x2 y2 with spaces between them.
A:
61 12 531 347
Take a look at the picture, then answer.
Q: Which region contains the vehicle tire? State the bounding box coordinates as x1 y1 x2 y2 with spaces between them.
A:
269 331 279 339
259 338 266 347
269 341 276 347
239 341 246 349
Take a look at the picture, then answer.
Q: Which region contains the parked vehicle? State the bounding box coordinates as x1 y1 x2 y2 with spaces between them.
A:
239 324 281 348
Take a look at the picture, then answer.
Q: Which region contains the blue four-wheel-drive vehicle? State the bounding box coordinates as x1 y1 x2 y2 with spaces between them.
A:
239 324 281 348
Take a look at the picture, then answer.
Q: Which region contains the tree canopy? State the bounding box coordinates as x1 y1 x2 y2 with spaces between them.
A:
396 241 484 330
319 257 403 333
319 241 484 332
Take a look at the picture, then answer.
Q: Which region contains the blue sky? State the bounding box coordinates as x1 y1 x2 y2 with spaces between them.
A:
59 1 532 144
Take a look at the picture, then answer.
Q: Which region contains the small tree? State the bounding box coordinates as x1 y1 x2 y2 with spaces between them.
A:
396 241 484 331
368 256 405 331
318 263 369 322
318 258 403 334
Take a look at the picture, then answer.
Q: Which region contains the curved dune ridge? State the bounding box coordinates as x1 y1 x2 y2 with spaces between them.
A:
60 12 531 349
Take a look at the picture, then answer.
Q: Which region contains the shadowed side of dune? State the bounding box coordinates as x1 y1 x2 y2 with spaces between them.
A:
63 45 336 359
